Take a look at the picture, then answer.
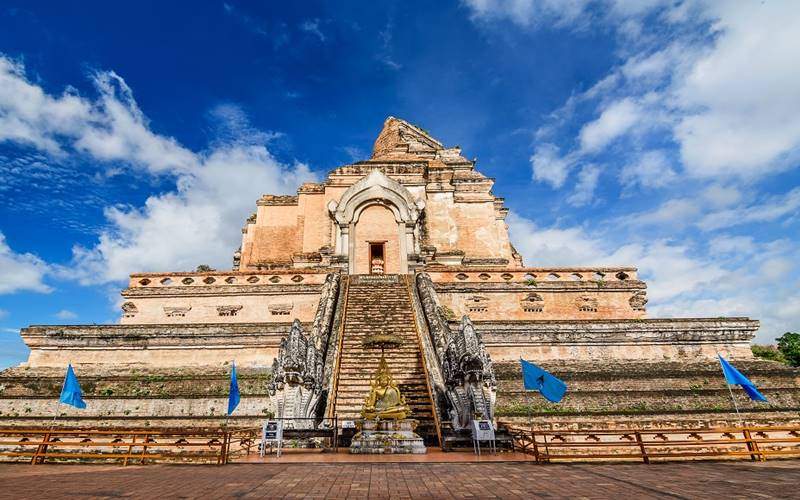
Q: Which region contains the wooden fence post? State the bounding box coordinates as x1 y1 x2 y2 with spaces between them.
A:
30 430 51 466
635 431 649 464
140 433 149 465
743 428 763 462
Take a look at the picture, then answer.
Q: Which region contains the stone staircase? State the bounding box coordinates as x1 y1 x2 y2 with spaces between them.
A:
331 274 438 443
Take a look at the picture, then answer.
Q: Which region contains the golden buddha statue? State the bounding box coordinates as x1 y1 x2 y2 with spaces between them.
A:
361 354 411 420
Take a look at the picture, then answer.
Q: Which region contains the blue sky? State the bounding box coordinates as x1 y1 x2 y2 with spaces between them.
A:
1 1 799 369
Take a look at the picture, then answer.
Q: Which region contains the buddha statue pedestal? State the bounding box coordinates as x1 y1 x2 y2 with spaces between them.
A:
348 347 427 454
349 418 426 454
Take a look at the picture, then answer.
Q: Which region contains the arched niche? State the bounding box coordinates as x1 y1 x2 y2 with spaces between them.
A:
327 170 424 274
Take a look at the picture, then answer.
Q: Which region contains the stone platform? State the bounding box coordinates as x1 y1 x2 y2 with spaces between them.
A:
349 419 426 454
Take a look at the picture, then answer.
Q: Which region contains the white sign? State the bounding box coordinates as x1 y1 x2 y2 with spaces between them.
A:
472 420 495 441
471 420 496 455
260 420 284 457
342 420 356 429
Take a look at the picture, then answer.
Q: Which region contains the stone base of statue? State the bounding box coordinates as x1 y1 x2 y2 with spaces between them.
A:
349 419 427 454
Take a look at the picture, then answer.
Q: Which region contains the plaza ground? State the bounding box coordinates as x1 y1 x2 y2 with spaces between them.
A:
1 460 799 499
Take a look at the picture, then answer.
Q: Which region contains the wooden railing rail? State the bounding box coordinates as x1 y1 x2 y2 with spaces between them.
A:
501 423 800 464
0 427 258 465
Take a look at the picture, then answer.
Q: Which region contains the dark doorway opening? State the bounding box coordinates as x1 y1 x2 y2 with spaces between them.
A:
369 242 385 274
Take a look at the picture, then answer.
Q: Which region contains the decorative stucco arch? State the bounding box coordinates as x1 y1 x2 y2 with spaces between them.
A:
327 170 425 274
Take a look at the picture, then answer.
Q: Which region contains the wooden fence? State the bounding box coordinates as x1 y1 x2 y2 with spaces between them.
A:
0 427 258 465
502 424 800 463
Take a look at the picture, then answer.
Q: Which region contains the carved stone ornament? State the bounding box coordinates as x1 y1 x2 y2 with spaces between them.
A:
629 291 648 311
269 319 327 426
520 293 544 312
163 306 191 317
269 303 293 316
121 302 138 316
466 295 488 313
576 295 598 312
217 305 243 317
415 273 497 432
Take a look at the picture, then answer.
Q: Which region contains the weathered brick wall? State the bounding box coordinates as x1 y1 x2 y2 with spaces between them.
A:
19 323 305 369
0 366 273 428
494 360 800 430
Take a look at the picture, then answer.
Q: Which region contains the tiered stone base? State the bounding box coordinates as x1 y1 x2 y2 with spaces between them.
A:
349 419 427 454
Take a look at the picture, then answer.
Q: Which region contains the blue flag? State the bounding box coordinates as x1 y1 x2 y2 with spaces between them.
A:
520 359 567 403
227 361 241 415
59 364 86 409
718 355 767 402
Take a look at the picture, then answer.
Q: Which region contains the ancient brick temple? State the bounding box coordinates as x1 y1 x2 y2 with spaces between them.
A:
3 117 798 438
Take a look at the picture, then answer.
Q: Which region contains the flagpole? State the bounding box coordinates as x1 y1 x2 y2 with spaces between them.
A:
716 350 743 426
51 362 69 431
49 402 60 430
224 360 233 430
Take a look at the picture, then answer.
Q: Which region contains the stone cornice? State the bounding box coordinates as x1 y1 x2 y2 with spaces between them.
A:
424 265 639 273
129 269 336 278
460 318 759 345
433 281 646 293
21 322 311 349
121 284 324 298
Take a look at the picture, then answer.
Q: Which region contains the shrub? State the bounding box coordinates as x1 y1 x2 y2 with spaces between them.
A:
777 332 800 367
751 344 787 364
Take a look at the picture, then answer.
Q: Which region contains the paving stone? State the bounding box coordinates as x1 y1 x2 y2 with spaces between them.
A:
1 461 799 499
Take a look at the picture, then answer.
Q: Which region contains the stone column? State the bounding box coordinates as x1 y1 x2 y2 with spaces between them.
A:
346 223 355 273
398 222 408 274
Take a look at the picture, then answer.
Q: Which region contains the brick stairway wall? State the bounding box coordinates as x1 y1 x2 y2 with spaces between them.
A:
331 275 436 440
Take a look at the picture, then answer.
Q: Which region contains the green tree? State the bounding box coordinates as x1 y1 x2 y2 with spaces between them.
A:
195 264 215 272
777 332 800 367
751 344 787 364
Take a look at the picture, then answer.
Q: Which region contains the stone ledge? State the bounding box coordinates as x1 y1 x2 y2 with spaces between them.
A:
462 317 758 339
20 322 309 349
122 283 324 298
434 281 646 292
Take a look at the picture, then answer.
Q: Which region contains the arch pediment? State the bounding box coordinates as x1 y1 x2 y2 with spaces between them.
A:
329 170 424 225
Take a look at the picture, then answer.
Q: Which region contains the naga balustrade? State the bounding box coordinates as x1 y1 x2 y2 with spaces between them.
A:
0 427 258 465
502 423 800 463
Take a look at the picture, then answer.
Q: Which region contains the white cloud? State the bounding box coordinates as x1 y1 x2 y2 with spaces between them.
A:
620 198 701 228
478 0 800 197
697 188 800 232
701 184 742 209
0 56 315 285
300 19 326 42
73 71 197 173
462 0 674 29
507 212 607 266
0 57 90 154
759 258 794 282
71 145 314 284
508 212 727 302
0 309 7 319
55 309 78 320
708 235 755 256
0 232 51 294
674 2 800 178
619 150 676 189
579 98 641 153
567 164 600 206
0 56 196 174
530 143 574 188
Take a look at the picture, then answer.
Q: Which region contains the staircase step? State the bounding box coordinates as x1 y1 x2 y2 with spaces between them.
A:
332 275 436 434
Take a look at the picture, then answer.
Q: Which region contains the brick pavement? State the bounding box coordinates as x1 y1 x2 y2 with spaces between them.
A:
0 461 799 499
